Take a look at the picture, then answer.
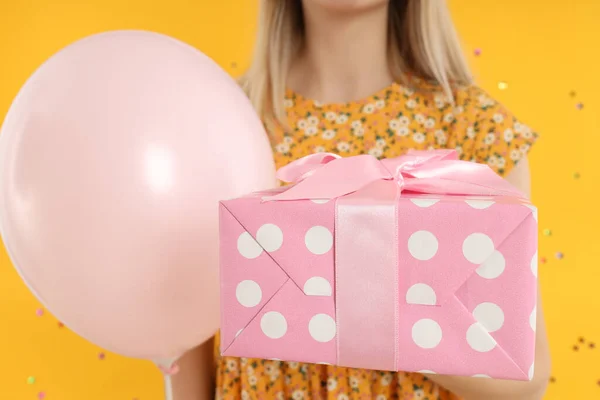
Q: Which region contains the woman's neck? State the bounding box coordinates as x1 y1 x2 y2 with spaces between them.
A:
288 3 394 104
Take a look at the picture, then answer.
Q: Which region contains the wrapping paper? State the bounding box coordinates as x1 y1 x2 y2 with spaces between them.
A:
219 151 538 380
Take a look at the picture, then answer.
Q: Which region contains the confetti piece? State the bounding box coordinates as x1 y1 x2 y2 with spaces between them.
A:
549 377 556 383
98 352 106 360
569 91 577 97
543 229 552 236
573 345 579 351
498 81 508 90
230 62 238 68
576 102 584 110
57 322 64 328
27 376 36 385
573 172 581 179
579 337 586 343
540 257 547 264
36 309 44 317
38 392 45 399
556 252 564 260
474 48 482 56
590 343 596 349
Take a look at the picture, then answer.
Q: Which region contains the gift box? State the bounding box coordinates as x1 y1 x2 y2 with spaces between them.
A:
219 150 538 380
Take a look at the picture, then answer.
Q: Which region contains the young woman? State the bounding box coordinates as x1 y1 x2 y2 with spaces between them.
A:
174 1 551 399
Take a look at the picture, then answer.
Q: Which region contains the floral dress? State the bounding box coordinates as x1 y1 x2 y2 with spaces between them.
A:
215 77 538 400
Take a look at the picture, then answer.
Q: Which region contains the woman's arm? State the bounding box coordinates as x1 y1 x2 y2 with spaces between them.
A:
425 159 551 400
171 337 215 400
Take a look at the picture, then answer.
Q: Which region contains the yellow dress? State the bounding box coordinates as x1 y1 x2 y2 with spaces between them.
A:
215 78 538 400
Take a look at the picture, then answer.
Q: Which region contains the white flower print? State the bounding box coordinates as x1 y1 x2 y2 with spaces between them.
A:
397 127 409 137
338 395 350 400
477 94 495 107
284 375 292 385
226 359 237 370
351 120 363 129
454 105 465 115
424 118 436 129
497 156 506 169
283 136 294 144
413 132 426 143
376 395 387 400
314 145 326 153
322 129 336 140
389 119 400 131
325 111 338 121
455 145 463 155
436 134 447 145
381 373 393 386
434 129 445 139
427 145 435 151
406 99 417 109
399 115 410 126
283 99 294 108
369 147 384 158
375 99 386 109
275 143 290 154
493 113 504 123
288 361 299 369
350 377 360 389
363 104 376 114
241 390 250 400
510 149 522 161
443 112 454 123
520 143 531 154
353 127 365 137
514 122 525 134
246 366 254 376
415 113 426 124
484 132 496 146
466 126 476 139
503 128 514 142
249 376 258 386
336 114 349 124
297 119 308 130
292 390 305 400
376 138 387 149
523 128 533 139
327 377 338 391
434 94 446 109
307 115 319 126
337 141 351 152
305 126 318 136
414 388 425 399
487 156 498 167
276 392 285 400
240 358 248 366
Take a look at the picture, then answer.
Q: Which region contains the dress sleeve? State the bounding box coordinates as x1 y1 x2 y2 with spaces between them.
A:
453 86 539 177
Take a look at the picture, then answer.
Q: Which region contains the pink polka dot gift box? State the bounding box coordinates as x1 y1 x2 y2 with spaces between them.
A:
219 150 538 380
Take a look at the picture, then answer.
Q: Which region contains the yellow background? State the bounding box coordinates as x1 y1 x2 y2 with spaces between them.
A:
0 0 598 399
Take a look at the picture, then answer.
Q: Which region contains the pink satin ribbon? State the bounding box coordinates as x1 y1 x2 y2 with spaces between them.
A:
265 150 523 370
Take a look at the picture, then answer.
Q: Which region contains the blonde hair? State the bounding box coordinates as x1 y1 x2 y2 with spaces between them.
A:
241 0 473 130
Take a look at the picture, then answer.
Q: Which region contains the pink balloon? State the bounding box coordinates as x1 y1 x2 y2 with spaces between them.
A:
0 31 275 360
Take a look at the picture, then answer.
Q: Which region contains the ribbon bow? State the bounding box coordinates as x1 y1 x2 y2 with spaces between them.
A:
264 149 523 201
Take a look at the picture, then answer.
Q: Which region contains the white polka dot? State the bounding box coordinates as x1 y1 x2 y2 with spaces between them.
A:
305 226 333 255
476 250 505 279
408 231 439 261
472 374 491 379
410 198 440 208
406 283 437 305
261 311 288 339
256 223 283 252
236 329 243 337
526 205 538 223
418 370 436 374
303 277 332 296
531 251 538 277
528 363 535 380
465 199 495 209
463 233 495 264
311 199 330 204
317 362 332 365
473 302 505 332
237 232 263 259
411 319 443 349
530 306 536 331
236 280 262 308
308 314 337 343
466 323 497 352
